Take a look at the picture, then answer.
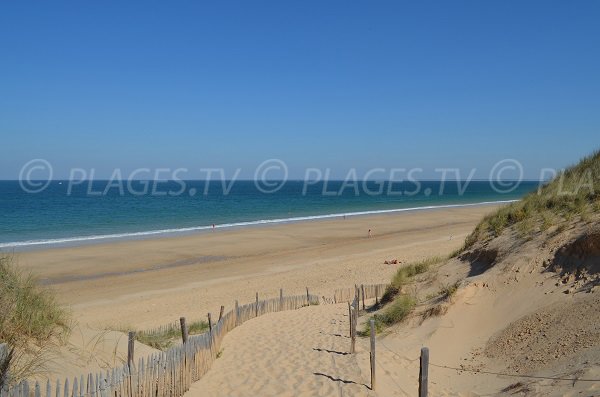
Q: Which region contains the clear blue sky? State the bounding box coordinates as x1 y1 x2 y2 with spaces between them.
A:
1 1 599 179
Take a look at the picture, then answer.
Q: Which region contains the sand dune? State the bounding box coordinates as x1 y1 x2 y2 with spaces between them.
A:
365 220 600 396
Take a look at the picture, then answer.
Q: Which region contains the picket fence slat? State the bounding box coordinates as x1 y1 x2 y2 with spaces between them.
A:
3 285 385 397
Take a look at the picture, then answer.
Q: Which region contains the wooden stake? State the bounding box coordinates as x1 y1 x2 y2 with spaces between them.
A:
419 347 429 397
306 287 310 305
207 313 212 333
349 302 356 354
255 292 259 317
218 305 225 322
280 288 283 310
235 300 239 326
361 284 366 310
370 319 376 390
0 343 10 388
347 302 352 339
179 317 188 344
127 331 135 370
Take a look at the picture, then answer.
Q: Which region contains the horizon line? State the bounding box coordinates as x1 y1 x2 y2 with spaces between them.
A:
0 179 546 182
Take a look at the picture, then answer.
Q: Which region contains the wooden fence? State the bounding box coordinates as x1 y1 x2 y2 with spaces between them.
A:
333 283 387 307
0 285 386 397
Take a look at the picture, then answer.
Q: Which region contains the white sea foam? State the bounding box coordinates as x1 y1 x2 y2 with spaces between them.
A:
0 200 517 250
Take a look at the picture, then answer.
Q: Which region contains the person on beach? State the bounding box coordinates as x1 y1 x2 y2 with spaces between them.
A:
368 228 372 238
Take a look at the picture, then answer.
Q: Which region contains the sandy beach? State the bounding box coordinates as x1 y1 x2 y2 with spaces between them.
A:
16 205 498 330
186 303 375 397
28 201 594 396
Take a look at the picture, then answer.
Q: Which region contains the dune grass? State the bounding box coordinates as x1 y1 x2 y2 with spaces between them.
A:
438 281 460 301
361 295 417 335
458 150 600 253
380 256 443 304
118 320 209 350
361 256 444 335
0 255 70 386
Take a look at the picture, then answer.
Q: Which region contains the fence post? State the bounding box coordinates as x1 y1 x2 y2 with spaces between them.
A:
419 347 429 397
370 319 376 390
127 332 135 370
348 302 355 354
207 313 212 333
218 305 225 322
347 302 352 338
280 288 283 310
235 300 239 326
179 317 188 344
0 343 10 389
353 298 360 334
306 287 310 305
361 284 366 310
255 292 259 317
375 285 379 306
350 301 356 354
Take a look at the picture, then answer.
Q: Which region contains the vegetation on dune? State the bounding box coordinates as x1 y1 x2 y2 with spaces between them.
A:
361 256 444 335
361 150 600 336
458 150 600 253
0 255 70 387
363 295 417 335
437 281 460 301
380 256 443 304
118 320 209 351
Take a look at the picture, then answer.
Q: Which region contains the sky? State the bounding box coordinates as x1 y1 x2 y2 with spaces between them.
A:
1 1 599 180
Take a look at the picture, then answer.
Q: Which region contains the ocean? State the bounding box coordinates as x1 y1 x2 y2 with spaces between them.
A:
0 180 540 249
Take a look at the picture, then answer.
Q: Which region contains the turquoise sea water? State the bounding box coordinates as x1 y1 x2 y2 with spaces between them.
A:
0 180 540 249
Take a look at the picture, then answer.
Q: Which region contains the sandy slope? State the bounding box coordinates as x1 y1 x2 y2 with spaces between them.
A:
368 222 600 396
24 325 159 384
183 258 599 396
186 304 375 397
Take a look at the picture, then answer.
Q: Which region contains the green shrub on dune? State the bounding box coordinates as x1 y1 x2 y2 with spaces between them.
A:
381 256 443 304
365 257 443 334
129 320 209 350
0 255 70 387
461 150 600 252
374 295 416 331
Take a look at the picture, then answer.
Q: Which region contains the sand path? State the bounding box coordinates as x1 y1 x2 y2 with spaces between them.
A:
186 303 376 397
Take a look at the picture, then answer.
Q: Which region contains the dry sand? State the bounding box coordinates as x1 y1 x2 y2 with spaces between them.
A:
186 304 374 397
13 203 599 396
187 241 600 397
17 203 531 394
17 205 496 330
366 219 600 396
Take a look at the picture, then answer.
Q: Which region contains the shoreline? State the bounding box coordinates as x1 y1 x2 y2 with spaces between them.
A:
1 199 514 251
